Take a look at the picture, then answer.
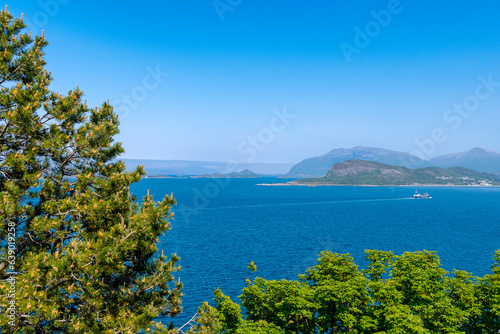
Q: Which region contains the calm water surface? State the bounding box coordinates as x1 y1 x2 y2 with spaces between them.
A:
130 178 500 326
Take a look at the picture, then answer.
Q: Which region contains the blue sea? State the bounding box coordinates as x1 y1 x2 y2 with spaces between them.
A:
130 178 500 326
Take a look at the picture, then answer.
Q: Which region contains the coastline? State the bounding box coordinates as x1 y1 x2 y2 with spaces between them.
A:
257 182 500 187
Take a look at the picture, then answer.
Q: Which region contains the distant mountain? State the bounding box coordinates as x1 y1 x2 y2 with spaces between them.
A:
230 169 259 177
286 146 430 177
119 146 500 177
292 159 500 186
194 169 262 178
121 159 226 175
121 159 294 176
430 147 500 173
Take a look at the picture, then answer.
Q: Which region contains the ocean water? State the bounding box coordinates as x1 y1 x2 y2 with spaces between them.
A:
130 178 500 326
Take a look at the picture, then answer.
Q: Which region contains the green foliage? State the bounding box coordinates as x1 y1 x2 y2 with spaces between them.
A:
186 302 222 334
300 251 372 333
476 250 500 332
214 250 500 333
241 278 316 333
213 288 242 333
234 320 285 334
248 261 257 275
0 8 185 333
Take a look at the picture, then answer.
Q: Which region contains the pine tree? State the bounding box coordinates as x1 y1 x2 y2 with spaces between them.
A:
0 6 184 333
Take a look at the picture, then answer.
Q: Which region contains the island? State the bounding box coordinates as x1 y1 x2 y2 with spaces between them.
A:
192 169 264 178
268 159 500 186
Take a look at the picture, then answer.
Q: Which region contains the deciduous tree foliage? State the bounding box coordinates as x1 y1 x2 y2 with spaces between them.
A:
0 7 184 333
214 250 500 333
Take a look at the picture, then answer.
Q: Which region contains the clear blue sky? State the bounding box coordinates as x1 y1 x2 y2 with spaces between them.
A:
8 0 500 163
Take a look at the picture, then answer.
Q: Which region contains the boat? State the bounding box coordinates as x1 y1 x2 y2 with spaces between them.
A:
413 190 431 199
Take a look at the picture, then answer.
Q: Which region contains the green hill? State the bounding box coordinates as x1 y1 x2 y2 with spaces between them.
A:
292 159 500 186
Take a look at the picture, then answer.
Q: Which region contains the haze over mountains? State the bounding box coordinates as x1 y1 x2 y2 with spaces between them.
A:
121 159 295 176
286 147 430 177
428 147 500 173
122 147 500 177
286 147 500 177
292 159 500 186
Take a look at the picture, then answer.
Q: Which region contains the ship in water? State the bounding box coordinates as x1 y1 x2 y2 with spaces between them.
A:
413 190 432 199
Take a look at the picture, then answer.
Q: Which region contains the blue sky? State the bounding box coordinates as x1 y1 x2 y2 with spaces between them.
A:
8 0 500 163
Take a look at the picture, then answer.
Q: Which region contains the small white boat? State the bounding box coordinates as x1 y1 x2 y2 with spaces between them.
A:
413 190 432 199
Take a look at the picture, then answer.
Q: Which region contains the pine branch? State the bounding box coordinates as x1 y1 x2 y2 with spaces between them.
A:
177 312 200 334
0 120 10 139
60 149 77 174
0 58 28 86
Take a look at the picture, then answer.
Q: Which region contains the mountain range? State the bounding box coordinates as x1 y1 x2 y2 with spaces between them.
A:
193 169 262 178
121 159 294 176
120 147 500 177
428 147 500 173
292 159 500 186
286 147 500 177
286 147 429 177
